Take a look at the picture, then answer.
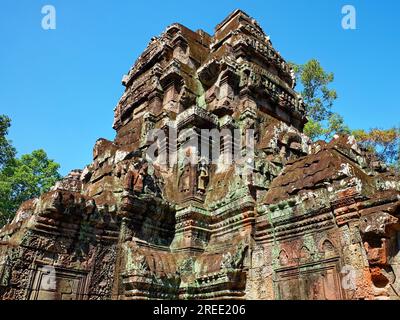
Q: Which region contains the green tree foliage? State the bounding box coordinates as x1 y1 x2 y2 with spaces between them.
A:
0 115 16 170
352 127 400 166
292 60 399 169
0 115 61 226
291 59 337 122
291 60 349 141
304 114 350 141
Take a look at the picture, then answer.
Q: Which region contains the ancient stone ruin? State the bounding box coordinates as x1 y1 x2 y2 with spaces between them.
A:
1 10 399 300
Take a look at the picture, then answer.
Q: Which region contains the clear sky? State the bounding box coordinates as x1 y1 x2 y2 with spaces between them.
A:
1 0 399 176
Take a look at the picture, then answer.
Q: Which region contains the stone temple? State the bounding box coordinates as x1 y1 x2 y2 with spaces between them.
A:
1 10 400 300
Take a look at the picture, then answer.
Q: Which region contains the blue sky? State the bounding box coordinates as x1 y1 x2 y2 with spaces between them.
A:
1 0 399 175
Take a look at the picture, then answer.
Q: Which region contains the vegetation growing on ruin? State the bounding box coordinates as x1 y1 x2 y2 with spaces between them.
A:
292 59 399 169
0 115 61 226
